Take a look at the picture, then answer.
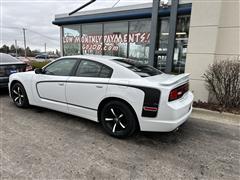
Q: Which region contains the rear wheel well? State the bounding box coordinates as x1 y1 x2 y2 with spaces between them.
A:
98 97 140 129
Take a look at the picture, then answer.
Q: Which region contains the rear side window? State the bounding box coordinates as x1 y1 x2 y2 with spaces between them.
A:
75 60 112 78
99 66 112 78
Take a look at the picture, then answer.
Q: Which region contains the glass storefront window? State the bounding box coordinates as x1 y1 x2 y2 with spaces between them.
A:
61 15 190 74
103 21 128 57
157 15 190 73
82 24 103 55
157 18 169 72
128 19 151 64
63 25 81 56
173 16 190 74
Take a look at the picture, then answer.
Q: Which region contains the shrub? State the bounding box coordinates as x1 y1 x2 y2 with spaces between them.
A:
30 60 50 69
203 58 240 108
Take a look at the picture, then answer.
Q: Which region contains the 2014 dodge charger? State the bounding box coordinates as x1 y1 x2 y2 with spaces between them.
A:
9 55 193 138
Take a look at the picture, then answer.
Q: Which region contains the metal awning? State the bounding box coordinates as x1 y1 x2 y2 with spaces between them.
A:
53 3 191 26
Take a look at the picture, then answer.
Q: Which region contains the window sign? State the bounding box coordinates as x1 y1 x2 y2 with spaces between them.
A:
63 31 150 54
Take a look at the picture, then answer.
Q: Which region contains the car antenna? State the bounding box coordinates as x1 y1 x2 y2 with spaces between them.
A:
69 0 96 16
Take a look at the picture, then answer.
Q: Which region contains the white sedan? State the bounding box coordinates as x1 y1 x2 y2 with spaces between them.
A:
9 55 193 138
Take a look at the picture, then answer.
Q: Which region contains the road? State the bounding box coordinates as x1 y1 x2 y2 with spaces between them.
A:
0 89 239 180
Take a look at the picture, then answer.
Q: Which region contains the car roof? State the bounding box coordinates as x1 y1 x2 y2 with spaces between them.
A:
62 54 131 68
60 55 141 79
63 54 123 62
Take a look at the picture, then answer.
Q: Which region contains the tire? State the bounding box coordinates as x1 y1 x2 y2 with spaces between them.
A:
11 82 29 108
100 100 137 138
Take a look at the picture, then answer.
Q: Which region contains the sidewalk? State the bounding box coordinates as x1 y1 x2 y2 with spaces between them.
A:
191 108 240 126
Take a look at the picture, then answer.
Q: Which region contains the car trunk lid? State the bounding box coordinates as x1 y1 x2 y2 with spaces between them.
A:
145 73 190 87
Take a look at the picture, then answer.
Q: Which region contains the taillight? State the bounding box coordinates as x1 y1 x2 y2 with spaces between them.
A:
169 89 178 101
169 83 189 101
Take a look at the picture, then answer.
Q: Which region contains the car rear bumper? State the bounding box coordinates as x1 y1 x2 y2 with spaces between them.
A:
139 91 193 132
139 106 192 132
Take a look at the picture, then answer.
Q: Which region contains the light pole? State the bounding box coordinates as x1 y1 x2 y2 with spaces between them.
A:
15 40 18 57
44 43 46 53
22 28 27 58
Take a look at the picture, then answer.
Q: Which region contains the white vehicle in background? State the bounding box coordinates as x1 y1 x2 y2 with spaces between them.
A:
9 55 193 138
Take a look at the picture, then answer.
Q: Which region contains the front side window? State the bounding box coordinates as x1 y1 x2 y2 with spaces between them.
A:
76 60 112 78
44 59 77 76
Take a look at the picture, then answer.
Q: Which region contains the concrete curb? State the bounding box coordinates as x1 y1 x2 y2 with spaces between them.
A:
190 107 240 126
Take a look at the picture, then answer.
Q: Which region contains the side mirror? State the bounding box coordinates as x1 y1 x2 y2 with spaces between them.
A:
35 68 43 74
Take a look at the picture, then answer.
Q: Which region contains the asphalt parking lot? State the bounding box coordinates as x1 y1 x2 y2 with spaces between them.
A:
0 89 239 180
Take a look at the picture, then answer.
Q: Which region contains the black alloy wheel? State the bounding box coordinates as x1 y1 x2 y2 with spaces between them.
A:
100 101 137 138
11 83 29 108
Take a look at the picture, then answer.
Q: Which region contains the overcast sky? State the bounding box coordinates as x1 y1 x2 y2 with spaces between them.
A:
0 0 153 52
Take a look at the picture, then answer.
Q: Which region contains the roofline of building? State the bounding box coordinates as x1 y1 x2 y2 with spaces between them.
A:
53 3 192 26
55 3 154 19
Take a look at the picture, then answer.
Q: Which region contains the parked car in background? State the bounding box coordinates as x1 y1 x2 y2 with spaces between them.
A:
9 55 193 138
35 54 48 59
0 53 27 88
48 54 60 59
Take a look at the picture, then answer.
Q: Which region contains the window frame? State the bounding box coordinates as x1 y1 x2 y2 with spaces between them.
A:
42 58 79 76
73 58 113 78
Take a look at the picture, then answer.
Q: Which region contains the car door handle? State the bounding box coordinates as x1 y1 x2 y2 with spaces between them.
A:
96 85 103 88
58 83 64 86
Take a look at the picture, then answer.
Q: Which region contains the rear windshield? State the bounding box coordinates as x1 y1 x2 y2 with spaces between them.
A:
112 58 162 77
0 53 21 63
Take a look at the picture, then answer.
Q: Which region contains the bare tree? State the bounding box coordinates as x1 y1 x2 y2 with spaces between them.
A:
203 58 240 108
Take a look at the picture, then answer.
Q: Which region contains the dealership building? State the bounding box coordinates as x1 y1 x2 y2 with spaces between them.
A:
53 0 240 102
